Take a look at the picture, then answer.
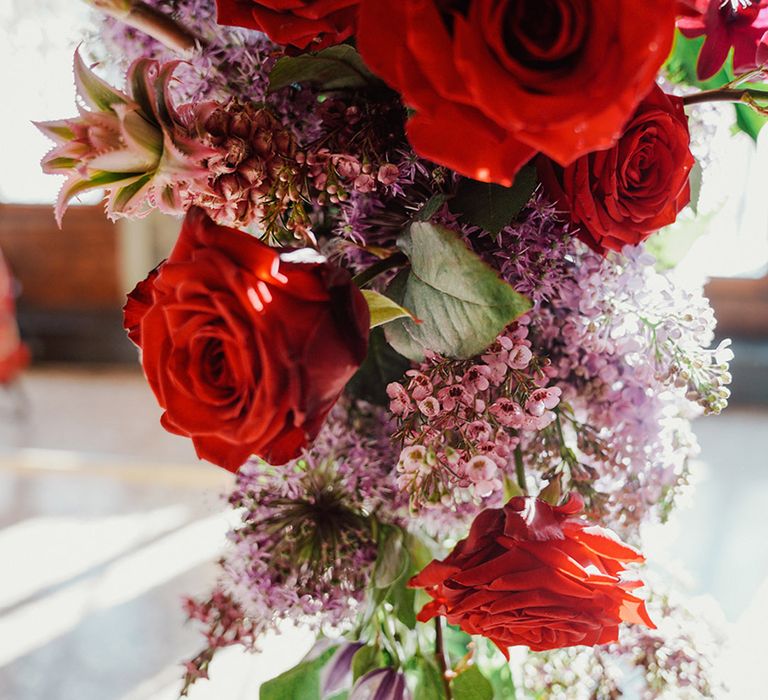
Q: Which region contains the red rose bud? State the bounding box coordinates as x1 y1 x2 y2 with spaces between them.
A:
123 207 369 472
538 84 695 254
215 0 359 50
357 0 676 185
410 494 654 656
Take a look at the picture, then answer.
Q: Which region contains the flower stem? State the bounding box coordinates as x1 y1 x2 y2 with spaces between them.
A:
352 252 407 288
434 617 453 700
514 445 528 495
682 87 768 108
83 0 203 54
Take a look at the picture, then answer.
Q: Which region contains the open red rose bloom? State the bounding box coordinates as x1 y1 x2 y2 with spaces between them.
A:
357 0 676 185
411 495 655 654
215 0 359 49
538 84 695 253
123 207 369 472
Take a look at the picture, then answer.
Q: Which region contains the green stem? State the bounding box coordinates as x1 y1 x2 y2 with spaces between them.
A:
514 445 528 495
682 87 768 107
83 0 203 54
352 252 407 288
434 617 453 700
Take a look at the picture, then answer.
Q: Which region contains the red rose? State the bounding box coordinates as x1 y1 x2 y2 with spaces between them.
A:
537 84 694 254
410 494 654 655
356 0 676 186
123 207 369 472
678 0 768 80
215 0 359 49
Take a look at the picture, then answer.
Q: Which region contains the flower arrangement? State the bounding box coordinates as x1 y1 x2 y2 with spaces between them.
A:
36 0 759 696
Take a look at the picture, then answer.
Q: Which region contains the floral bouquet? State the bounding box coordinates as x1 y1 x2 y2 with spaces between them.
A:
36 0 760 696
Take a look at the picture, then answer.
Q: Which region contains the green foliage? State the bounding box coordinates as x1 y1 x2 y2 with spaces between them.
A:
361 289 416 328
345 327 410 405
415 193 449 222
268 45 379 92
374 526 408 589
411 656 447 700
443 625 472 663
259 645 338 700
449 166 538 235
450 665 494 700
384 222 531 361
351 645 383 683
665 30 767 141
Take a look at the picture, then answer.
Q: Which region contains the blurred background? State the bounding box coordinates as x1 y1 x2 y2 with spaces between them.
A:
0 1 766 699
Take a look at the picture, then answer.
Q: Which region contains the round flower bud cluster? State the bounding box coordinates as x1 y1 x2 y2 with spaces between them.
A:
187 401 402 649
304 150 401 204
388 322 562 513
195 101 301 231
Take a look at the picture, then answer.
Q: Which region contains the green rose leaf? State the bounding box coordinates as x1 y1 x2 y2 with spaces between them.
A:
450 166 537 235
384 222 531 361
411 656 447 700
450 665 494 700
260 645 337 700
362 289 417 328
374 525 408 589
415 193 449 222
268 45 378 92
345 327 410 405
351 645 382 683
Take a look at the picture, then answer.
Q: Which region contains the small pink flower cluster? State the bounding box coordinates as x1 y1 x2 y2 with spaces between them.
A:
388 322 562 510
304 150 400 202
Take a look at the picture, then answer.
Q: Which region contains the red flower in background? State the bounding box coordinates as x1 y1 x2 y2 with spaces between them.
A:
410 494 654 655
678 0 768 79
124 207 369 472
356 0 676 186
537 84 694 254
0 249 28 385
215 0 359 49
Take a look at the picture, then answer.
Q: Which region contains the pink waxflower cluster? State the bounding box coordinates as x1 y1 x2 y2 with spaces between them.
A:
388 322 562 511
305 150 400 202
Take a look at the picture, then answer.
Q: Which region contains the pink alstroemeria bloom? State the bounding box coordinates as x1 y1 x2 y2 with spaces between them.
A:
678 0 768 79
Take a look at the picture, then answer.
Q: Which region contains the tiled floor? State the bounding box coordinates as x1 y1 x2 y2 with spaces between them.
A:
0 367 766 699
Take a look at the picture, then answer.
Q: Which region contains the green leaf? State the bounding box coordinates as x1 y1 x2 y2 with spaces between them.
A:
450 166 537 234
735 101 767 142
374 526 408 589
415 193 449 222
412 656 447 700
443 625 472 663
387 572 417 629
268 45 378 92
384 222 532 361
345 327 410 405
665 32 766 140
260 646 337 700
351 645 381 683
361 289 416 328
73 50 128 113
450 665 494 700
